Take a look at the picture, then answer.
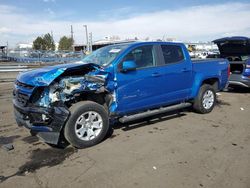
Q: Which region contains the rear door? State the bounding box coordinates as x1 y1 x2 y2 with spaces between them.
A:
156 44 193 103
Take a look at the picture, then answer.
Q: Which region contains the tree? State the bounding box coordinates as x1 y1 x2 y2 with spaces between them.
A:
58 36 74 51
43 33 55 51
33 36 45 50
32 33 55 51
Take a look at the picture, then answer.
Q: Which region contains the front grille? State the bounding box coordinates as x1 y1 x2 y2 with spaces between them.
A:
15 92 29 106
15 80 34 90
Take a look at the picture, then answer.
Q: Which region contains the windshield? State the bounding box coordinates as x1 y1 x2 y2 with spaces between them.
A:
82 44 129 66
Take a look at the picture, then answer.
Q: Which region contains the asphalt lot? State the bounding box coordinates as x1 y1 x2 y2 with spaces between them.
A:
0 72 250 188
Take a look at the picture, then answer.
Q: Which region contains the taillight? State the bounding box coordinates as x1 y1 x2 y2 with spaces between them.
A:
228 65 230 77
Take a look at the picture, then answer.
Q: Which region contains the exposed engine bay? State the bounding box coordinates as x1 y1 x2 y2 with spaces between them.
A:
13 63 118 144
34 75 107 107
30 69 118 121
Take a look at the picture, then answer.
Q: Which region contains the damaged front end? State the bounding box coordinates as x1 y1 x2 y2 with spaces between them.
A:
13 63 116 144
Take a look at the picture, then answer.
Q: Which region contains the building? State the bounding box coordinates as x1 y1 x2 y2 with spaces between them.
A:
16 43 33 49
0 45 8 61
74 36 137 52
185 42 218 51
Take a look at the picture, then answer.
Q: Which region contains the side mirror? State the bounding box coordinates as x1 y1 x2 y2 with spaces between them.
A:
121 60 137 72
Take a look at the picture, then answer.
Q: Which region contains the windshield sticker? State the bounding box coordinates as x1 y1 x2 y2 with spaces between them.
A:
109 49 121 53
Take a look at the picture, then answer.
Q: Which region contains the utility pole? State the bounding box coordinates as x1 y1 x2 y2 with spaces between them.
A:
83 25 89 52
89 32 93 53
51 30 54 38
71 25 74 51
6 41 9 57
71 25 74 41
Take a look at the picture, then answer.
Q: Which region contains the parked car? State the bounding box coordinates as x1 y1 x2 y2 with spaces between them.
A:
197 51 209 59
13 42 229 148
213 36 250 88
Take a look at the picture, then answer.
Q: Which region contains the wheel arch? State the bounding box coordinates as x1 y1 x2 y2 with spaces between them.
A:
191 76 220 98
69 91 112 112
201 77 219 92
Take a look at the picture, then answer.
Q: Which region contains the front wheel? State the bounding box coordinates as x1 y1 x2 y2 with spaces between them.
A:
193 84 216 114
64 101 109 148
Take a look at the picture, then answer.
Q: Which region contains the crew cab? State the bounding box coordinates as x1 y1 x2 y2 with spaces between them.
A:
213 36 250 88
13 42 229 148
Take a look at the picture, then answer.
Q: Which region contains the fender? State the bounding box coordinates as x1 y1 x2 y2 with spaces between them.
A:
191 73 220 98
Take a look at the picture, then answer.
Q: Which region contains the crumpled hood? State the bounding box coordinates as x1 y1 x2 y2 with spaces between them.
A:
17 62 100 86
213 36 250 57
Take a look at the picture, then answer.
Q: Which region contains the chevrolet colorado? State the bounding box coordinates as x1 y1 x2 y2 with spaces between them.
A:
13 42 229 148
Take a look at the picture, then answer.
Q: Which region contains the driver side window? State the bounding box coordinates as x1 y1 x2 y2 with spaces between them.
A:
122 45 155 69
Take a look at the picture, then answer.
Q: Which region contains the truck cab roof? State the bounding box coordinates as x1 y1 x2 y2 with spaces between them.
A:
110 41 185 48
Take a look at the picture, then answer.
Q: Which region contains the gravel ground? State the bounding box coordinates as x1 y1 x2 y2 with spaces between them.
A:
0 77 249 188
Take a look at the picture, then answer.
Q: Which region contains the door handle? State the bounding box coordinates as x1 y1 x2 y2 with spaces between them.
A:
181 68 189 72
151 72 162 77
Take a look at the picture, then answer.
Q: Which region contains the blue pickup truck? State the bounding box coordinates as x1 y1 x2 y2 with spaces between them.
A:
13 42 229 148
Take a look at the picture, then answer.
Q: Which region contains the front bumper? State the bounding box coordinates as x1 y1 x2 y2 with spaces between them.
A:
229 74 250 88
13 99 70 144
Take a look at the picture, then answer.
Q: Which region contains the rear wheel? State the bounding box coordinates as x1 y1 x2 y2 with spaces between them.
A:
193 84 216 114
64 101 109 148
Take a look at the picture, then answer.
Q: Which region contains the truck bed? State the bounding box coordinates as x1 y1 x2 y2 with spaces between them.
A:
192 58 229 91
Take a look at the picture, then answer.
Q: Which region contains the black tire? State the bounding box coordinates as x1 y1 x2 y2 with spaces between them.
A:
193 84 216 114
30 130 37 136
64 101 109 148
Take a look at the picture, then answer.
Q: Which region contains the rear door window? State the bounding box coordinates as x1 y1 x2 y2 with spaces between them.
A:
161 45 184 64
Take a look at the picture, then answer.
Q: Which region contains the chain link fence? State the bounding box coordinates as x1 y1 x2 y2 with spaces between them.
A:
4 49 85 63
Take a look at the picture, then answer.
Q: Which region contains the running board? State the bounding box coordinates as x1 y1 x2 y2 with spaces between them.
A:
119 103 192 123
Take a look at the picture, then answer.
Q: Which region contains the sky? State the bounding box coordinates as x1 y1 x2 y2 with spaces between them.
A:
0 0 250 47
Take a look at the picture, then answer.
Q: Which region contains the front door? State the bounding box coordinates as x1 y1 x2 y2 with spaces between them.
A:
115 45 165 114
